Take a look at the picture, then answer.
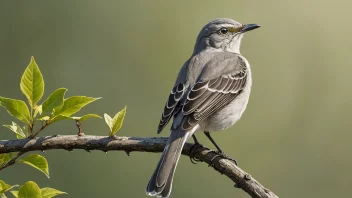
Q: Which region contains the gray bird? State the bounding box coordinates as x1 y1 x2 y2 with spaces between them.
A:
146 18 260 198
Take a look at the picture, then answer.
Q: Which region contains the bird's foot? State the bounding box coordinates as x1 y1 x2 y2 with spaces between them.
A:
189 142 204 164
210 151 238 166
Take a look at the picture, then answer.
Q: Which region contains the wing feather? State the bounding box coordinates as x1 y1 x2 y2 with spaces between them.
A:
181 72 247 130
157 52 248 133
157 83 185 133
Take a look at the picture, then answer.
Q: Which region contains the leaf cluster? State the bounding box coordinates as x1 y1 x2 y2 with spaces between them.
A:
1 180 66 198
0 57 127 197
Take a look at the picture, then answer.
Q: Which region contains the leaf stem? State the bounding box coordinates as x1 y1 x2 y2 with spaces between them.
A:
32 122 48 137
0 151 25 171
0 123 49 172
75 120 84 136
28 123 34 136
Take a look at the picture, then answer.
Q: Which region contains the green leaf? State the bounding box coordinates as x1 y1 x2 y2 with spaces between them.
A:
53 96 101 117
41 88 67 114
41 188 67 198
22 126 29 137
111 106 126 135
0 97 31 125
106 106 127 136
19 154 49 178
104 113 113 132
47 115 70 124
38 116 50 121
20 56 44 109
72 114 102 122
0 180 18 195
3 122 26 139
33 105 42 118
10 191 18 198
18 181 41 198
0 153 13 166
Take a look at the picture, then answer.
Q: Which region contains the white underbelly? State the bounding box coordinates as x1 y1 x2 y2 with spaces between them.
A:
201 88 250 131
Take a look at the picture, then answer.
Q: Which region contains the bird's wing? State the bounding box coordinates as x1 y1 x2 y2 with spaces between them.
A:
181 53 248 130
157 83 186 133
157 52 247 133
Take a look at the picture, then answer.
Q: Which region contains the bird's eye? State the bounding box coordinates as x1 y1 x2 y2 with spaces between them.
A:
219 27 229 34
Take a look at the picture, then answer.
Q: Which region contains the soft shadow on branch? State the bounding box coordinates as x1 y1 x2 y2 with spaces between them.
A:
0 135 278 198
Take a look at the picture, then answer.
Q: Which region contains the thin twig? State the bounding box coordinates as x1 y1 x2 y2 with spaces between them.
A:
0 123 49 171
0 151 25 171
0 135 278 198
75 120 84 136
32 123 48 137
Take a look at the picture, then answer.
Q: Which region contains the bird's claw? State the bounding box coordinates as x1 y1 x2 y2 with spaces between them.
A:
210 151 238 166
189 143 204 164
209 154 222 167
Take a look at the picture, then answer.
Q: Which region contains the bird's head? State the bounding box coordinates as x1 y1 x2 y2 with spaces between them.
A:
193 18 260 54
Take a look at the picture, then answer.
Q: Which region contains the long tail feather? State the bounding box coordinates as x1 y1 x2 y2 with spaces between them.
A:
146 126 197 197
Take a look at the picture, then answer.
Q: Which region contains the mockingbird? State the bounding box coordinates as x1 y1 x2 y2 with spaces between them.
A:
146 18 260 198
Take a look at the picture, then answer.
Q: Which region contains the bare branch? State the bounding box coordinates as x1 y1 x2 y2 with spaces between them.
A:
0 135 278 198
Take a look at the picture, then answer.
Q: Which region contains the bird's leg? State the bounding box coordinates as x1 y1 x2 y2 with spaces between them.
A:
204 131 238 165
192 134 200 144
189 134 203 164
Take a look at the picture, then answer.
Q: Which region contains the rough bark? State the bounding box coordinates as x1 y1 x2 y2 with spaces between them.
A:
0 135 278 198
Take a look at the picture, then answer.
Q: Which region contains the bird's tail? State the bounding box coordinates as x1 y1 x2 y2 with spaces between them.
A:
146 127 195 198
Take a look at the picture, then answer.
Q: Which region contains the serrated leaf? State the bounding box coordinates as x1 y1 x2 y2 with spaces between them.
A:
10 191 18 198
3 122 26 139
0 153 13 166
19 154 49 178
104 113 113 132
41 88 67 114
72 114 102 122
41 188 67 198
18 181 41 198
0 97 31 125
0 180 18 195
53 96 100 117
109 106 127 136
20 56 44 108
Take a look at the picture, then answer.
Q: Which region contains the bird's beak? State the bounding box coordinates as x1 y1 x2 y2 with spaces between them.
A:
241 24 261 33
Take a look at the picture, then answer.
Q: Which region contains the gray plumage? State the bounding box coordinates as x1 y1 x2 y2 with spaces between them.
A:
147 18 260 198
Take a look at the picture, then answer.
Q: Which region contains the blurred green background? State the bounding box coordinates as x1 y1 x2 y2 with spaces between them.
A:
1 0 351 197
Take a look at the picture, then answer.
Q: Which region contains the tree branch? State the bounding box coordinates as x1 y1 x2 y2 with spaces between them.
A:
0 135 278 198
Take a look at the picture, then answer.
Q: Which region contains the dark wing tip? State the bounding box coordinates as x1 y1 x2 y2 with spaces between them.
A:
157 127 163 134
157 83 185 134
157 118 168 134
